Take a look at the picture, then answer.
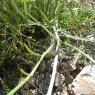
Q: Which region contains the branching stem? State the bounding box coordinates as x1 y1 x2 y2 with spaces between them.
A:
7 45 53 95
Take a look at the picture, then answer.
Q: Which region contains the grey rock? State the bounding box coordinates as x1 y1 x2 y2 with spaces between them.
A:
55 73 65 87
69 65 95 95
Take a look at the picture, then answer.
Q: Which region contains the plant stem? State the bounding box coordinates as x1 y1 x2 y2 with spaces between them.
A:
7 44 53 95
65 43 95 64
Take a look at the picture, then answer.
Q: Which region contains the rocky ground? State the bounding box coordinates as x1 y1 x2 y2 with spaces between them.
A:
19 32 95 95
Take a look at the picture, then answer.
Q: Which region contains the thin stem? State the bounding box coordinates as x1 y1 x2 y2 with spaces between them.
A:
65 43 95 64
46 54 58 95
47 22 60 95
59 30 92 42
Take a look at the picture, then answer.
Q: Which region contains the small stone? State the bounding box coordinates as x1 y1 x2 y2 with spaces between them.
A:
55 73 65 87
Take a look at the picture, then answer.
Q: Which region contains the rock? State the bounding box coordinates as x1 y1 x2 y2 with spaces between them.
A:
54 73 65 87
53 91 67 95
69 65 95 95
59 54 77 73
36 72 51 94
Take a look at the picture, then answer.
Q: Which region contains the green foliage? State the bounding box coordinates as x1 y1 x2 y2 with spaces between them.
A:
0 0 95 94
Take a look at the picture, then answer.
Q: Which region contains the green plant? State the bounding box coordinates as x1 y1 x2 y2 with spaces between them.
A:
0 0 95 95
